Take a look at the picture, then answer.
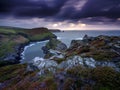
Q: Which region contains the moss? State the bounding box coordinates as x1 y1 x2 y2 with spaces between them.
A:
44 76 57 90
92 51 118 61
63 78 74 90
91 67 120 89
53 58 66 64
66 65 120 90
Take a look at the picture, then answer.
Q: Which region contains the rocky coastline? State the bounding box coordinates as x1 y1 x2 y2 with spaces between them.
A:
0 33 120 90
27 35 120 74
0 27 56 66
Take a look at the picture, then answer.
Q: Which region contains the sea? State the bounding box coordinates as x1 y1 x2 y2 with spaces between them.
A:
21 30 120 63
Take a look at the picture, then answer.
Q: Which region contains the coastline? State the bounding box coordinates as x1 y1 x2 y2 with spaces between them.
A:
20 40 49 62
17 36 57 63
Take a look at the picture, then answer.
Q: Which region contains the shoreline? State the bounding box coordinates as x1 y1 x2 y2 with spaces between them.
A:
16 37 57 64
20 40 49 62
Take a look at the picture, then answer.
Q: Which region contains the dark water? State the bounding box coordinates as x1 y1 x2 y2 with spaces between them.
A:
21 30 120 63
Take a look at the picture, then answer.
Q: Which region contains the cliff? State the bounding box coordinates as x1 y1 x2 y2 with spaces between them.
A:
0 26 56 65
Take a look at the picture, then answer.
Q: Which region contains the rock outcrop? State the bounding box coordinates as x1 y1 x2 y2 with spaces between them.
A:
67 35 120 62
42 38 67 59
42 38 67 53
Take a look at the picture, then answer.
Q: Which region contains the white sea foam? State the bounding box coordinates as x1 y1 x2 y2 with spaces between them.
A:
75 38 83 40
57 37 62 40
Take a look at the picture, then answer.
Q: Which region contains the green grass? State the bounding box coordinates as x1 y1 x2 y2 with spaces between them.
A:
30 32 55 41
0 27 27 34
0 28 17 34
0 41 16 57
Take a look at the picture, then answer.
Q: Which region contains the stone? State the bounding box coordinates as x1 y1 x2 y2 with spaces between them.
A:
29 57 58 75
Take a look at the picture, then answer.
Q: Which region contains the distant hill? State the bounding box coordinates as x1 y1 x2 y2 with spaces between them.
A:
49 29 61 32
0 26 27 30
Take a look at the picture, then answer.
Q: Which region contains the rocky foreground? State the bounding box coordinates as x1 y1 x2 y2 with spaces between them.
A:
0 35 120 90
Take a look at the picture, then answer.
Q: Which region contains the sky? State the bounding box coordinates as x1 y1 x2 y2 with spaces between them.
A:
0 0 120 30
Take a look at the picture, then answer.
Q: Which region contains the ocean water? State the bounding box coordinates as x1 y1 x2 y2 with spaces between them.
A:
54 30 120 46
21 30 120 63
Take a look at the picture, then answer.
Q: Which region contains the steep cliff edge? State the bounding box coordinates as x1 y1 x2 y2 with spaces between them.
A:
0 27 56 66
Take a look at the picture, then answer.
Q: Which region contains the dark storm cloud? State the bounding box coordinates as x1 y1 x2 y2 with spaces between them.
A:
55 0 120 21
77 0 120 19
0 0 120 23
0 0 68 17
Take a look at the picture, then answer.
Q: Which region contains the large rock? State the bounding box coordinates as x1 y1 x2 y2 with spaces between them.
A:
42 38 67 58
28 57 58 75
46 38 67 51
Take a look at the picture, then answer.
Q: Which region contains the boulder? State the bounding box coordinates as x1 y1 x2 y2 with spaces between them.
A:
43 38 67 52
28 57 58 75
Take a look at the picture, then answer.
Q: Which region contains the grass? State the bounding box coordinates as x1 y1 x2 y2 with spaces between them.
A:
0 41 16 57
0 28 17 34
30 32 55 41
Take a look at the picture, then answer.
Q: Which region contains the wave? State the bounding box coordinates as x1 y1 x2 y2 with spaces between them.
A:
57 37 62 40
75 38 83 40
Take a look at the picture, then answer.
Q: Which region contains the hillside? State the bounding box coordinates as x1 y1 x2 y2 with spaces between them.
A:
0 26 56 65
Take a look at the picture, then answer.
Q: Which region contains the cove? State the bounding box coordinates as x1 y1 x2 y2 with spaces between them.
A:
20 40 49 63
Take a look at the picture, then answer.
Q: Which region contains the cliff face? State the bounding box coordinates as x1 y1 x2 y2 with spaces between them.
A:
0 27 56 65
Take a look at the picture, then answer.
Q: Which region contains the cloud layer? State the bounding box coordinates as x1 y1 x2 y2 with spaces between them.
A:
0 0 120 29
